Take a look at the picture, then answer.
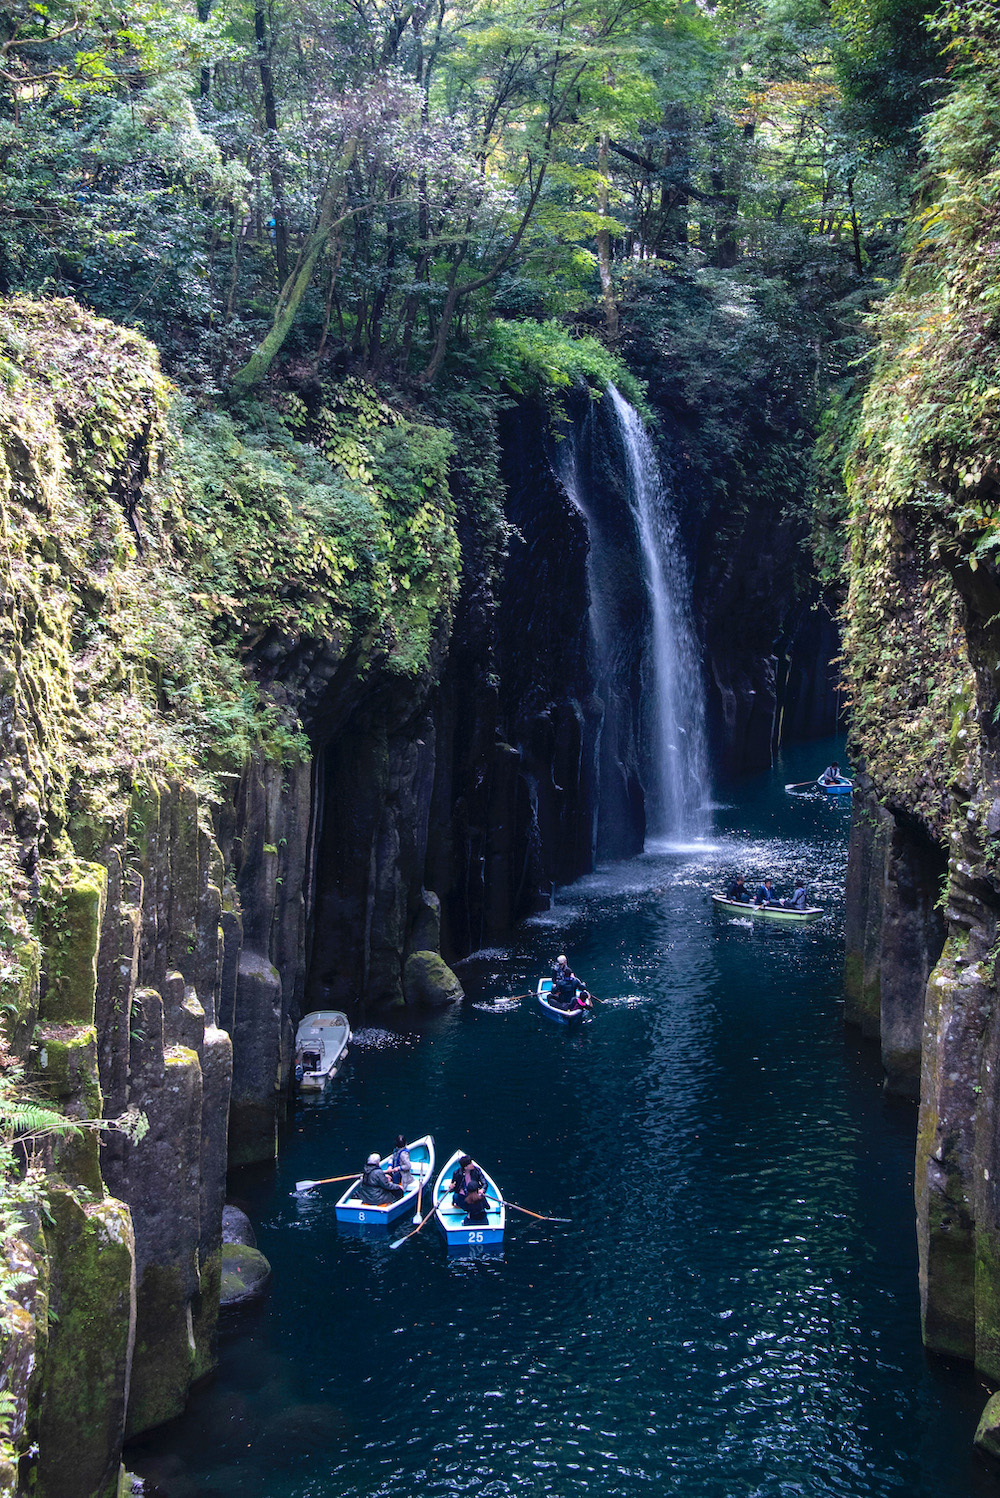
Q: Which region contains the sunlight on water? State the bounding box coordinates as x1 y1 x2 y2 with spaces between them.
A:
128 740 986 1498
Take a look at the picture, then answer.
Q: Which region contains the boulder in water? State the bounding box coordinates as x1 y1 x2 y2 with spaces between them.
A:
975 1392 1000 1459
222 1204 257 1248
219 1244 271 1307
403 950 464 1006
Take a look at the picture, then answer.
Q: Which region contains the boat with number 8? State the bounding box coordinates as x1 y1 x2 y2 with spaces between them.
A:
334 1135 435 1228
711 894 823 924
433 1149 506 1250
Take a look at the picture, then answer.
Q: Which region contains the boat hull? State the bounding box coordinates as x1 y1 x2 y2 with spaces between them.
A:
433 1149 506 1251
711 894 823 924
536 979 587 1026
818 777 853 795
334 1135 435 1228
296 1010 351 1090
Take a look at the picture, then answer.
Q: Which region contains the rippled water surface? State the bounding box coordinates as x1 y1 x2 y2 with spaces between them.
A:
130 739 994 1498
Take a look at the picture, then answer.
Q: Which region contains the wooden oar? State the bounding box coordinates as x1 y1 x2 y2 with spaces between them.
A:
784 780 817 792
414 1170 425 1225
294 1172 358 1192
505 1201 572 1224
390 1203 439 1249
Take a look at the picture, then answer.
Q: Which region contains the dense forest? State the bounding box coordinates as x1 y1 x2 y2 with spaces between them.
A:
10 0 1000 1491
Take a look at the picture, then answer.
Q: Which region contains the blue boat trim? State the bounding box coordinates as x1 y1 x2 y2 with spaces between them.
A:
433 1148 506 1250
334 1135 435 1228
536 978 587 1027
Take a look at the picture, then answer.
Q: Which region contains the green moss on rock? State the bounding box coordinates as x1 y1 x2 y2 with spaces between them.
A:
37 865 106 1027
403 951 464 1006
35 1188 134 1498
219 1243 271 1306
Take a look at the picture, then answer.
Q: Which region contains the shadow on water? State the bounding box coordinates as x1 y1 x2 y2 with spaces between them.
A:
128 737 995 1498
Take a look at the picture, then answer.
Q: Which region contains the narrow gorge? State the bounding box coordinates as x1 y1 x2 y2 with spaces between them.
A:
3 0 1000 1493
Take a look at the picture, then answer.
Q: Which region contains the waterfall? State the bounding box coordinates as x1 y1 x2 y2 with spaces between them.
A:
608 385 709 840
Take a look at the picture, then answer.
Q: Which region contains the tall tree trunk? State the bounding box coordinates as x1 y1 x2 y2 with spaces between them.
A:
596 132 619 340
255 0 289 286
847 176 864 274
231 141 359 392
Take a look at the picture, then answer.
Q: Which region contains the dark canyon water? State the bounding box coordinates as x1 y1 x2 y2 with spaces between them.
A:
131 738 993 1498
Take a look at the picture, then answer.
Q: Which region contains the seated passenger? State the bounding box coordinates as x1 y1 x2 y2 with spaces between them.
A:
389 1134 413 1190
451 1155 489 1220
755 877 780 906
358 1152 404 1205
788 879 808 911
726 875 749 903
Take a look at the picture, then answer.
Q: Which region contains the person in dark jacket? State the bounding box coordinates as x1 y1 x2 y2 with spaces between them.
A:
755 877 779 907
359 1153 403 1205
451 1155 489 1222
821 762 842 784
726 875 749 903
552 954 589 1010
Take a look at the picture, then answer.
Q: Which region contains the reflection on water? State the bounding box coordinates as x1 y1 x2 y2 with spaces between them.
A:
128 739 991 1498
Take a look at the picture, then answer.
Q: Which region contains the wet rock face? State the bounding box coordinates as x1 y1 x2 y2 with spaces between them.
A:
842 512 1000 1398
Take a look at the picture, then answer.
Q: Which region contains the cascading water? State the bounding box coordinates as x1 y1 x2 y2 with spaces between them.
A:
607 384 709 840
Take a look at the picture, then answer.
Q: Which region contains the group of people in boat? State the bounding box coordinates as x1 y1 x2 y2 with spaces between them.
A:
726 874 809 910
549 954 593 1013
357 1141 490 1225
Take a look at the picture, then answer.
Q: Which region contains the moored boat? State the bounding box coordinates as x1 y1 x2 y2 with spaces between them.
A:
536 977 589 1026
711 893 823 924
295 1010 351 1090
433 1149 506 1250
817 776 853 795
334 1135 435 1228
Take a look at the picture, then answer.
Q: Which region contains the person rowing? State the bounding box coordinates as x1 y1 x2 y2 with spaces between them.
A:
821 761 844 785
551 954 592 1012
358 1152 404 1205
451 1155 489 1224
755 877 780 907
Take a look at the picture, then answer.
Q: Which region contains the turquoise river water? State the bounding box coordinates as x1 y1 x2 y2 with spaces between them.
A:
130 738 997 1498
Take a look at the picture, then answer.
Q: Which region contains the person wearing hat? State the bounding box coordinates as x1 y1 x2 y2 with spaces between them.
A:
388 1134 414 1190
450 1155 489 1223
551 954 589 1011
358 1151 404 1205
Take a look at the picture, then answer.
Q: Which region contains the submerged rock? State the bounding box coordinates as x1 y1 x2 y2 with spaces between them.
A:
403 950 464 1006
222 1204 257 1249
975 1392 1000 1459
219 1244 271 1306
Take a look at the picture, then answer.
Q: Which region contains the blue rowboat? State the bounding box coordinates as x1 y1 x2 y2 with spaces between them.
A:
433 1149 506 1251
818 776 853 795
536 978 589 1026
334 1135 435 1228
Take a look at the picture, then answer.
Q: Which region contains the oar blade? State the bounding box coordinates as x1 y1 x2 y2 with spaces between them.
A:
295 1180 316 1192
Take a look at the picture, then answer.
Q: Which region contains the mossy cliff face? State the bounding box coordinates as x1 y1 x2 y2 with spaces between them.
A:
0 298 464 1488
838 11 1000 1407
